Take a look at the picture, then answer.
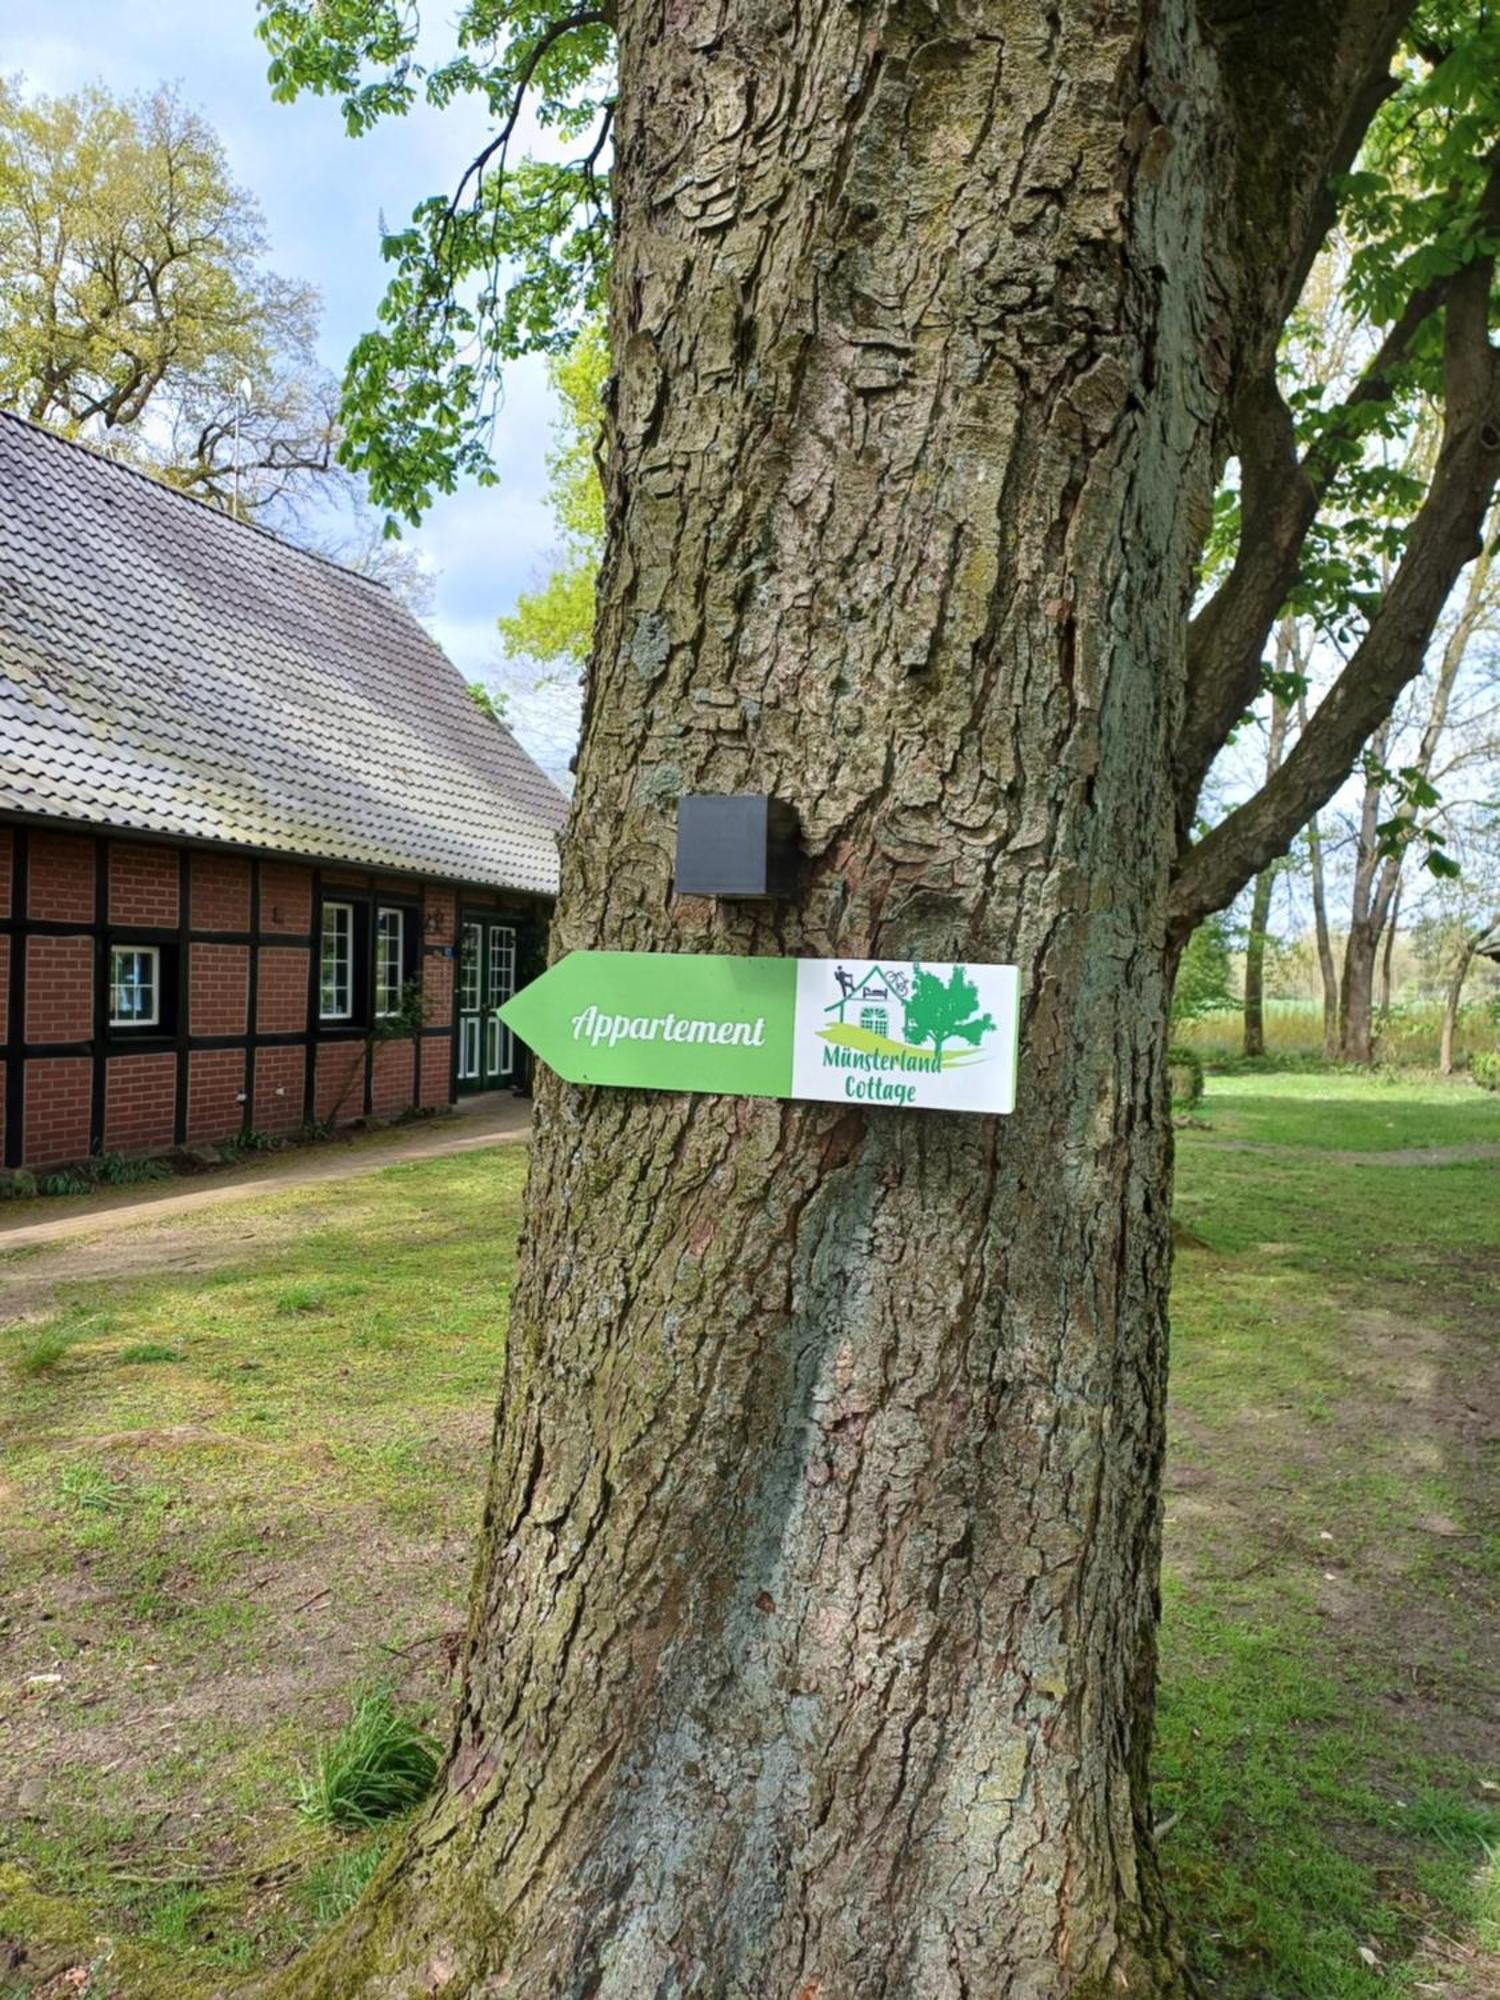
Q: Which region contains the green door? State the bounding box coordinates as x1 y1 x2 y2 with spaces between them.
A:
456 916 518 1092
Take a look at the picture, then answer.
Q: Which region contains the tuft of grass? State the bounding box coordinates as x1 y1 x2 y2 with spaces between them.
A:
12 1328 74 1376
55 1461 131 1513
294 1690 440 1831
117 1342 185 1365
276 1282 329 1314
297 1834 391 1925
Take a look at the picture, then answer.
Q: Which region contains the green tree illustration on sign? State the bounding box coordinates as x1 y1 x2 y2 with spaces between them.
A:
902 966 995 1065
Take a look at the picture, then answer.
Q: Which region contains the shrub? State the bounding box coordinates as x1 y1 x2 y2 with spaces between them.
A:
1472 1051 1500 1092
294 1690 440 1831
1167 1045 1205 1109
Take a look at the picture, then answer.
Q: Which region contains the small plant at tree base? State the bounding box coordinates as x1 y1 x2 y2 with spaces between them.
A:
294 1689 440 1831
298 1833 393 1926
1166 1046 1206 1110
1471 1051 1500 1092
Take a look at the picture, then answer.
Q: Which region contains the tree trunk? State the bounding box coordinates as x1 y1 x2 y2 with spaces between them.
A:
1242 868 1274 1056
1299 694 1341 1060
1341 921 1379 1064
1243 679 1291 1057
272 6 1403 1996
1439 938 1476 1074
1340 722 1389 1063
1377 880 1401 1021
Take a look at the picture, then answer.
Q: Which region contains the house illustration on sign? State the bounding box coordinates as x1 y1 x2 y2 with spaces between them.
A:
828 964 914 1040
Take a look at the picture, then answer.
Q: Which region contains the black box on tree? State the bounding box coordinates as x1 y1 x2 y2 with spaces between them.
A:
673 795 800 900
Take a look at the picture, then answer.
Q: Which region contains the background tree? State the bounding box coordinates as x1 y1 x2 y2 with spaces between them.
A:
497 316 606 674
1174 915 1237 1027
260 2 1500 1992
1242 637 1294 1056
0 79 352 524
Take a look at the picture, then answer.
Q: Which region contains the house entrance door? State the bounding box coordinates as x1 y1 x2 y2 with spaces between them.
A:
456 916 518 1092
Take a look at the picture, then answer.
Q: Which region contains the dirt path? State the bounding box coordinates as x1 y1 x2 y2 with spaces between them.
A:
0 1095 530 1256
1196 1137 1500 1167
0 1096 530 1324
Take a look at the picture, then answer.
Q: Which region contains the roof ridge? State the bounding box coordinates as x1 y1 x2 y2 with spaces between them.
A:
0 408 395 595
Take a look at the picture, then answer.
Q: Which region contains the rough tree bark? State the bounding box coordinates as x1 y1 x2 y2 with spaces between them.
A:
272 5 1425 1997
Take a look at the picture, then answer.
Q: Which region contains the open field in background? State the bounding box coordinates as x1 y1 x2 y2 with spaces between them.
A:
1175 998 1500 1071
0 1077 1497 1996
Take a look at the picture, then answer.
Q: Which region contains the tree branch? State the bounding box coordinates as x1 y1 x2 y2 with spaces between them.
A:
1175 151 1500 829
1169 255 1500 939
441 11 610 240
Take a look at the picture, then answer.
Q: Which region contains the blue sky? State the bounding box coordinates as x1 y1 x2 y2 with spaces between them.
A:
0 0 573 771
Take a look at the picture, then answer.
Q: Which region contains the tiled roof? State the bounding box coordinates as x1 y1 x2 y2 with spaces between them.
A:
0 413 566 895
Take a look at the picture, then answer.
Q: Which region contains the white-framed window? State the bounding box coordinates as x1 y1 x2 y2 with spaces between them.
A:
320 901 354 1021
109 946 160 1027
375 906 405 1017
459 922 482 1012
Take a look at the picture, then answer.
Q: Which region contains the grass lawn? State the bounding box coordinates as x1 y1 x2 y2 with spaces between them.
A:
1 1077 1497 1996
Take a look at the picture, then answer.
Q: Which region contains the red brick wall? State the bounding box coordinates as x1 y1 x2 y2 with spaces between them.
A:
256 946 309 1034
315 1042 366 1124
420 1034 452 1108
190 852 251 932
26 934 94 1043
187 1048 245 1143
1 832 508 1168
189 943 248 1036
423 886 455 946
253 1045 304 1136
422 889 456 1030
109 844 178 927
261 862 312 935
29 832 94 922
25 1058 92 1167
104 1053 177 1155
370 1038 416 1117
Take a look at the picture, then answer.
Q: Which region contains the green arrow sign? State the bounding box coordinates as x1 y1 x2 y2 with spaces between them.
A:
500 952 1020 1115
